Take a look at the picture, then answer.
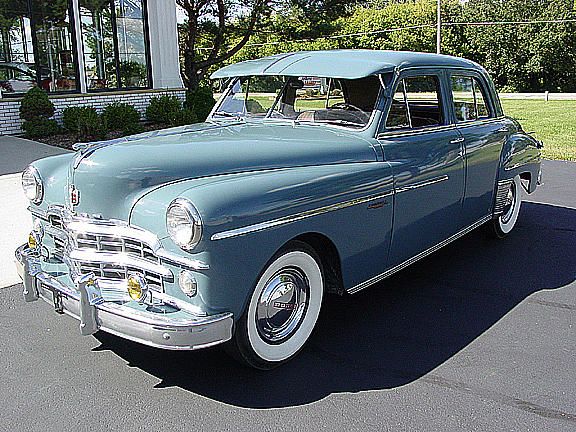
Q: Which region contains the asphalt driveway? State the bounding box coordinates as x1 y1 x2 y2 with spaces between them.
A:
0 158 574 431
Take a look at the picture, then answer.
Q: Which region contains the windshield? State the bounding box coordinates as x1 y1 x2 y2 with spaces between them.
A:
212 75 382 129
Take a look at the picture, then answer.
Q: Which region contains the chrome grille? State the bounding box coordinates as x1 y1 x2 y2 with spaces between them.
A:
42 208 167 292
74 233 157 261
77 262 163 290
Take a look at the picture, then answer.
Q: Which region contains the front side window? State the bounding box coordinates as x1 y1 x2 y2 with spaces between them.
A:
0 0 77 94
385 75 443 131
79 0 149 90
213 74 381 129
451 75 491 122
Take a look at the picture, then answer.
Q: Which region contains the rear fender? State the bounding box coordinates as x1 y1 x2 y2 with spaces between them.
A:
499 127 542 194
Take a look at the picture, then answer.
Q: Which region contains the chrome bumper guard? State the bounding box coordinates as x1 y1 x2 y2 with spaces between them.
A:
15 244 233 350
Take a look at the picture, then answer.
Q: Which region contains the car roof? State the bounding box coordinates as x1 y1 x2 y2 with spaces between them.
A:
210 49 483 80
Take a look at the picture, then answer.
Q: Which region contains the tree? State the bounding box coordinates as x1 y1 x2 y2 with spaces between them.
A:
177 0 271 91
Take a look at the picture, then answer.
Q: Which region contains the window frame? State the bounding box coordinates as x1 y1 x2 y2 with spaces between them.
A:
379 69 449 135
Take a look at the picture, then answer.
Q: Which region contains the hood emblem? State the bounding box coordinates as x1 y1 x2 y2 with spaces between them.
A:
70 186 80 206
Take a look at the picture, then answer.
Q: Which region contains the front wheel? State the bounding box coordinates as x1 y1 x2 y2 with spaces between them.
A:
488 175 522 238
228 241 324 370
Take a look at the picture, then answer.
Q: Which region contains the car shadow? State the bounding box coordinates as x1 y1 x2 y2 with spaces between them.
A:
93 201 575 408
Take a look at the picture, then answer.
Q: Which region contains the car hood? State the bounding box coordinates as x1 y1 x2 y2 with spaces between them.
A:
70 121 378 220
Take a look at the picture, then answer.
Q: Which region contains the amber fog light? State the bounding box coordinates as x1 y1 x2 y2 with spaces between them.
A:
28 232 39 250
179 270 197 297
127 274 148 302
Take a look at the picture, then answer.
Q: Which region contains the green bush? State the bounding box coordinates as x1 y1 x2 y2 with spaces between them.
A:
146 95 182 125
19 87 55 121
102 102 140 132
120 122 145 136
62 106 89 132
22 118 60 138
185 86 215 122
19 87 59 138
76 108 107 142
172 108 198 126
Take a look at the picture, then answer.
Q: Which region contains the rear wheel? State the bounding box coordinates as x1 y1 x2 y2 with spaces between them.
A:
228 241 323 370
488 175 522 238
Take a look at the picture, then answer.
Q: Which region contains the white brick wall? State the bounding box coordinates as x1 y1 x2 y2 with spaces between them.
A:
0 88 186 135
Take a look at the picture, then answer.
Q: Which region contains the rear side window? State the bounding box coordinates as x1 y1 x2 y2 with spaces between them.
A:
386 75 443 130
451 76 491 122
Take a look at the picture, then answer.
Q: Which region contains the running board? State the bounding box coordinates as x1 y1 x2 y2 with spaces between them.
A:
347 215 492 294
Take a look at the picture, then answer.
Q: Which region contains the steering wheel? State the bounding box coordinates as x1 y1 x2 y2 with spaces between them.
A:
329 102 370 121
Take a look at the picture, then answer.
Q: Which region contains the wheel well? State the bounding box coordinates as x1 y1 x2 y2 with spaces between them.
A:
293 233 344 295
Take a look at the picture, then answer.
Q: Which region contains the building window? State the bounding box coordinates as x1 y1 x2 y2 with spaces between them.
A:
0 0 78 94
79 0 149 91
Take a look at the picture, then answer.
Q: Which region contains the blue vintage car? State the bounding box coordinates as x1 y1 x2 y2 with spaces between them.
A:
15 50 542 369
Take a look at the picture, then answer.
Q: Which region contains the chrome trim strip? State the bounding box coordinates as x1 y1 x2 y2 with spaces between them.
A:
376 117 506 140
453 116 506 130
68 249 174 278
211 190 395 241
396 175 449 193
155 249 210 271
377 124 456 140
28 206 47 220
347 215 491 294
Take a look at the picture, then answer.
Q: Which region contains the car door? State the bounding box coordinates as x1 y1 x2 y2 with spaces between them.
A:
448 71 509 226
377 70 466 268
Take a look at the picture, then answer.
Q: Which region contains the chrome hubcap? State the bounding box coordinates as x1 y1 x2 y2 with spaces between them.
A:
256 267 309 344
501 182 516 224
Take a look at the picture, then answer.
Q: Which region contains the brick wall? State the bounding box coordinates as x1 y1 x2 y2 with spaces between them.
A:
0 88 186 136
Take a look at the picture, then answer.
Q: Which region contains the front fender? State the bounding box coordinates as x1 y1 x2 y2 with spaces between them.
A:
28 153 75 214
499 126 542 193
129 162 394 318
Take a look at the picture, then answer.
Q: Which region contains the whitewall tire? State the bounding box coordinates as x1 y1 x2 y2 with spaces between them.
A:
228 241 324 369
490 175 522 238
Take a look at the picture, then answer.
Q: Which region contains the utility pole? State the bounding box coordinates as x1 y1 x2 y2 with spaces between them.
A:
436 0 441 54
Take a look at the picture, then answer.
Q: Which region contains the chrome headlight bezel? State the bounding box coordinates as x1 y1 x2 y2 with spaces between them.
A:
166 198 203 251
22 165 43 204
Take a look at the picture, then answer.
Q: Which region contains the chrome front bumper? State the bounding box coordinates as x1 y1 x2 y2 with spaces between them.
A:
15 244 233 350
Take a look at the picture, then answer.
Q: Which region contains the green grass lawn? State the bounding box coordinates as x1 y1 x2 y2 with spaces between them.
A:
501 100 576 161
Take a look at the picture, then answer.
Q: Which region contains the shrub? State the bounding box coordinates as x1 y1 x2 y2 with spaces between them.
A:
172 108 197 126
22 118 60 138
19 87 59 138
120 122 145 136
102 102 140 132
62 106 89 132
185 86 215 122
76 108 107 142
146 95 182 125
19 87 55 121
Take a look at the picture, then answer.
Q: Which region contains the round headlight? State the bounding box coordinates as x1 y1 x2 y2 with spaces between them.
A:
166 198 202 250
22 165 43 204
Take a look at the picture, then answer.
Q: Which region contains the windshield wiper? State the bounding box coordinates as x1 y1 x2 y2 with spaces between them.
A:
212 111 244 119
312 119 365 127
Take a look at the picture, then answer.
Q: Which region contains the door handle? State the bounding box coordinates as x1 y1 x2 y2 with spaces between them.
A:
450 137 465 144
497 126 509 133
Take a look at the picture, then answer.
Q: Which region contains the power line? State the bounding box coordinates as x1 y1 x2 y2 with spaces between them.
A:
195 18 576 51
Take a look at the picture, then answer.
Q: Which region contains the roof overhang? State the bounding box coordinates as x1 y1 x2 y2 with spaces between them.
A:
210 51 397 80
